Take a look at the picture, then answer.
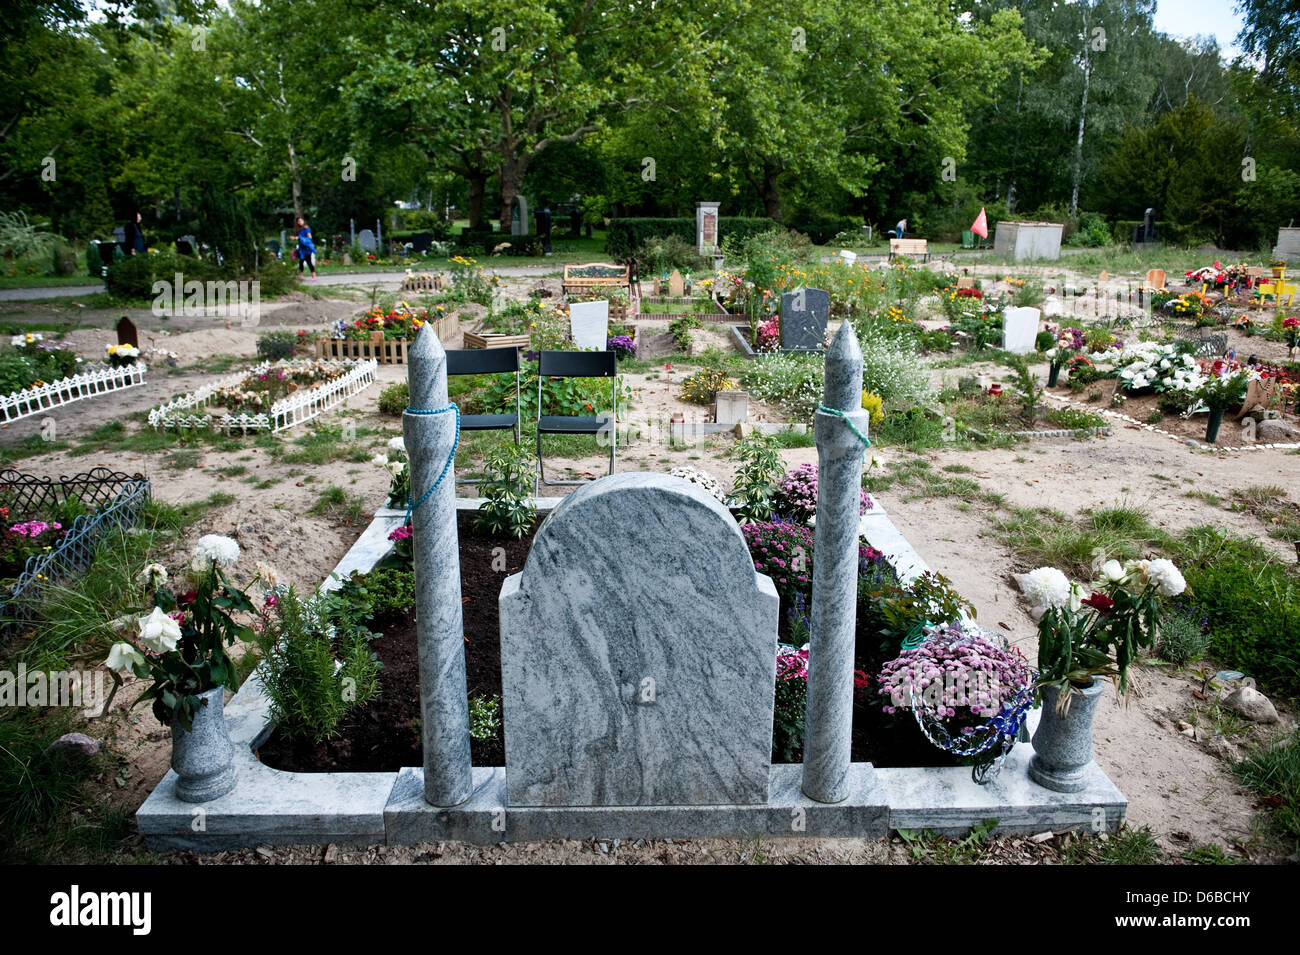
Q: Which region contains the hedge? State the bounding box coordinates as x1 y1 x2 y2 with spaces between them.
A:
454 229 545 256
604 216 778 259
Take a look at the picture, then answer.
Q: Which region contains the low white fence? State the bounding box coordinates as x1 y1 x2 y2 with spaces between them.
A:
148 359 377 433
0 362 148 424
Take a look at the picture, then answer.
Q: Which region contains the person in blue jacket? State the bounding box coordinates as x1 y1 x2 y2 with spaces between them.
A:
295 216 317 280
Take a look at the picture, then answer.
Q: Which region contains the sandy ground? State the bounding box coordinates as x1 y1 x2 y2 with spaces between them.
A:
2 267 1297 864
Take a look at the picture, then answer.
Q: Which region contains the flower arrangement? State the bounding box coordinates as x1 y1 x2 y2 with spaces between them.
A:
680 368 738 405
1115 342 1203 394
105 343 141 367
105 536 264 729
1284 316 1299 351
878 623 1033 721
1031 557 1185 708
1193 366 1248 411
754 316 780 352
772 463 873 524
387 523 414 561
668 466 728 503
334 303 431 341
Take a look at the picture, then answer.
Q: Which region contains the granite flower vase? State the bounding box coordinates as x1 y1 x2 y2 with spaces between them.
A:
1028 680 1103 793
170 687 237 803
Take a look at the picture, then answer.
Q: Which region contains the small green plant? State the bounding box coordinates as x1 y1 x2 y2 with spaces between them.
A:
1156 606 1210 666
668 315 704 351
1013 278 1045 307
729 435 783 522
336 566 415 621
861 390 884 426
680 368 737 405
474 443 536 538
1007 355 1043 424
310 485 366 523
468 694 502 741
1233 730 1300 840
255 587 381 743
1181 843 1239 865
378 381 409 416
1045 407 1107 430
255 329 298 361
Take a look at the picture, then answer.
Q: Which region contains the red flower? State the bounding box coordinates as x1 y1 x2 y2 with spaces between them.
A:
1082 592 1114 614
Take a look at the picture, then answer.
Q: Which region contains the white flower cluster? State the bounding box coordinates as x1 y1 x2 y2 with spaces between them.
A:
669 466 728 502
135 562 168 589
1115 342 1203 394
107 344 140 358
192 534 240 572
372 453 407 477
1021 566 1072 609
10 332 42 346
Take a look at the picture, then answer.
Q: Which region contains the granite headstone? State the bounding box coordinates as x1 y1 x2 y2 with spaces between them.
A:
499 472 779 807
116 315 139 348
780 288 830 352
358 229 377 253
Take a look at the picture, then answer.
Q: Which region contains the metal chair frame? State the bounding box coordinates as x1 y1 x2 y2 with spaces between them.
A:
535 350 617 486
444 346 521 485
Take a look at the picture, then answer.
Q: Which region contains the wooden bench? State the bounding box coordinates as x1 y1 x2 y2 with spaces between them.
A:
561 262 630 297
888 238 930 262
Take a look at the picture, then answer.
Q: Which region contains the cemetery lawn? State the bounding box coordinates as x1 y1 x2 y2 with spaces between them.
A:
2 259 1298 864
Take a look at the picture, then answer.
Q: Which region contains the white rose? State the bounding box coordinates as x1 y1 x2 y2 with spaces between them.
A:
106 642 146 675
1101 559 1125 582
387 437 406 454
138 607 181 654
371 454 390 468
136 562 168 589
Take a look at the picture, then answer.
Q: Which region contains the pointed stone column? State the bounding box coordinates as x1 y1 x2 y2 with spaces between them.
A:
802 322 868 804
404 326 472 807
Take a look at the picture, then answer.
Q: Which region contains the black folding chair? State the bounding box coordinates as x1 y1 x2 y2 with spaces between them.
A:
536 350 617 486
445 346 521 485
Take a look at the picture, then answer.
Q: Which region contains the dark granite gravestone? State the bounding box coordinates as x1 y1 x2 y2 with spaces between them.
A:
780 288 830 352
116 315 139 348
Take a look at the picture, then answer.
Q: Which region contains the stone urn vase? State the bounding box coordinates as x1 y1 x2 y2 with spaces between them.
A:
170 687 237 803
1028 679 1104 793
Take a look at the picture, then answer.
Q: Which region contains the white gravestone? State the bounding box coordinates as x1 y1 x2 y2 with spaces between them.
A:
1002 306 1040 355
569 299 610 351
357 229 377 253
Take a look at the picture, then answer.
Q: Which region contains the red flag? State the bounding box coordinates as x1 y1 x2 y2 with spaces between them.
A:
970 207 989 238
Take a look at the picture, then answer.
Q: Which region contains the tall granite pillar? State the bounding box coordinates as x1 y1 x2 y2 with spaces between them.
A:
802 322 868 803
404 327 473 807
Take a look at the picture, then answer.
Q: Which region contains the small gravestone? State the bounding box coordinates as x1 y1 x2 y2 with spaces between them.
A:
956 276 975 290
838 250 857 264
358 229 377 253
696 201 720 256
500 473 778 806
780 288 830 352
667 269 685 297
116 315 138 348
1001 306 1040 354
714 390 748 426
568 299 609 351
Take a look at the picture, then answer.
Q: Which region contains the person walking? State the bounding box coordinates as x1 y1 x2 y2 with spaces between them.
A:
295 216 317 281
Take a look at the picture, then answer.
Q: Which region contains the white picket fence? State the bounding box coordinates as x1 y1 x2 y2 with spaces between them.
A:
0 362 148 424
148 359 377 433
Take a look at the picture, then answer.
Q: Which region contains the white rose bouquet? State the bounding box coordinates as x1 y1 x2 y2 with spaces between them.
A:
105 534 264 729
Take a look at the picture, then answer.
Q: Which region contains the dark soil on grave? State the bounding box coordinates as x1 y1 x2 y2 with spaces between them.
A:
257 512 963 773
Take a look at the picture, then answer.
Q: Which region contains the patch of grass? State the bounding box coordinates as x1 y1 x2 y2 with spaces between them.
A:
764 429 816 449
867 456 1004 507
1059 825 1161 864
1181 843 1239 865
942 463 974 474
67 420 127 456
278 423 372 466
1233 731 1300 841
163 448 201 470
216 464 248 477
1186 489 1223 507
309 485 367 524
895 818 999 864
0 434 71 465
992 503 1169 578
1229 486 1300 542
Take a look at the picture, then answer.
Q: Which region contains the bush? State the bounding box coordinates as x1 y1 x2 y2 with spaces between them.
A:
773 648 808 762
1046 407 1107 430
860 337 932 406
378 381 409 416
668 315 703 351
680 368 737 405
1066 212 1115 248
773 463 872 523
104 248 223 301
875 407 946 448
740 353 825 419
256 330 298 361
474 443 536 539
605 216 776 259
634 234 707 275
1157 605 1211 666
255 586 381 743
1177 528 1300 696
337 566 416 621
788 212 859 245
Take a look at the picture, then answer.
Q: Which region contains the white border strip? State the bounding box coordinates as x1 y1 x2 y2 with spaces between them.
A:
0 361 147 424
148 359 377 433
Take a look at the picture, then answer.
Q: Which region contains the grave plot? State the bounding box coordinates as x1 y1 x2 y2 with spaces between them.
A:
136 326 1125 850
316 304 457 364
147 358 376 433
0 334 146 425
0 468 151 638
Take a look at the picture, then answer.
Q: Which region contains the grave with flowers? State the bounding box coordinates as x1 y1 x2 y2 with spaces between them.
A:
136 325 1130 849
316 304 458 364
147 358 376 434
0 332 147 424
